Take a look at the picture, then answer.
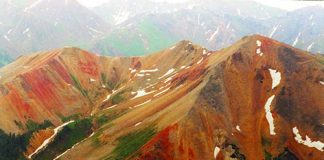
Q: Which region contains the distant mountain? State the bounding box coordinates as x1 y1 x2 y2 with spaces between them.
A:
91 1 324 56
91 9 271 56
91 0 285 56
269 6 324 54
0 0 109 64
0 35 323 159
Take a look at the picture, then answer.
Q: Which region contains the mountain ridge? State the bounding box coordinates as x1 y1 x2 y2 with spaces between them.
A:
0 35 323 159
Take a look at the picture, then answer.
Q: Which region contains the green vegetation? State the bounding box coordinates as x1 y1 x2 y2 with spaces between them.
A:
137 19 176 53
110 91 125 105
101 73 117 90
0 120 53 160
315 54 324 65
92 110 128 147
91 128 104 147
265 150 273 160
26 120 52 132
58 114 80 123
261 136 272 146
70 74 88 97
14 120 24 130
106 125 156 160
95 110 127 128
33 118 93 160
228 144 246 160
70 73 93 104
95 115 109 126
264 148 298 160
94 19 176 56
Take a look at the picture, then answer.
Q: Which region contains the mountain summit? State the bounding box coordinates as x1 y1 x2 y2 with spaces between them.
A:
0 35 323 159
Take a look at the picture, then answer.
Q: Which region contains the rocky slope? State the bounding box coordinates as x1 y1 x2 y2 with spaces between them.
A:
0 35 323 159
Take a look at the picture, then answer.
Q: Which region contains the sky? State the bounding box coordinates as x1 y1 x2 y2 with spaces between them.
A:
77 0 324 10
254 0 324 11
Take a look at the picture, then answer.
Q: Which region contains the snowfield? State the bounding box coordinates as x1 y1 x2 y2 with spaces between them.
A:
132 89 155 99
269 69 281 89
159 68 175 79
264 95 276 135
292 127 324 151
214 146 220 158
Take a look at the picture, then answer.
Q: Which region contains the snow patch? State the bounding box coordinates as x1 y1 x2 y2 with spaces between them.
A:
197 58 204 64
256 48 263 56
311 22 315 26
180 66 186 69
307 42 314 52
292 127 324 151
139 68 158 73
129 68 137 74
133 100 151 108
132 89 155 99
136 73 145 77
88 27 104 34
269 25 279 38
7 29 12 34
164 74 176 83
103 105 117 111
135 122 142 127
226 23 231 29
269 69 281 89
207 27 220 42
309 15 314 20
23 28 30 34
237 8 241 16
214 146 220 158
3 35 10 41
256 40 263 56
158 68 175 79
28 120 75 159
170 45 176 50
320 81 324 85
236 125 241 132
153 88 170 97
203 49 207 55
89 78 96 82
264 95 276 135
256 40 262 47
103 94 111 102
292 32 301 47
24 0 43 12
113 8 130 25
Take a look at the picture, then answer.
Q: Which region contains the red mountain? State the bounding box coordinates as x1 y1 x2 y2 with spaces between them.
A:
0 35 323 160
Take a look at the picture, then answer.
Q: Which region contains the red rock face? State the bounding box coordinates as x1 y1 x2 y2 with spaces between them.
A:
6 83 34 120
138 125 177 160
78 51 99 77
0 48 126 133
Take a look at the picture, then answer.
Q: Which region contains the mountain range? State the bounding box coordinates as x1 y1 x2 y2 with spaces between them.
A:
0 35 323 159
0 0 324 66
